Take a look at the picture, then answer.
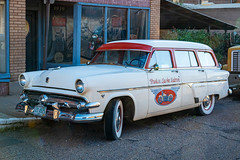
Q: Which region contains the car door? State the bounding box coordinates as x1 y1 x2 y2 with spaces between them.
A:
197 51 227 97
147 50 182 114
174 50 207 106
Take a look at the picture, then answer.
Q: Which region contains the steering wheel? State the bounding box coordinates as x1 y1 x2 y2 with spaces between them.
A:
129 59 140 66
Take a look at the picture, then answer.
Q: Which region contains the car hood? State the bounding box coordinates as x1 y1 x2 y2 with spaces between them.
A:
30 65 143 90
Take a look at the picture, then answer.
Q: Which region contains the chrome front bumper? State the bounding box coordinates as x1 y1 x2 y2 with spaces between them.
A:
16 92 103 123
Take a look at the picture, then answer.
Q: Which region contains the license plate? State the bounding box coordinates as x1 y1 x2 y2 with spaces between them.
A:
34 104 47 117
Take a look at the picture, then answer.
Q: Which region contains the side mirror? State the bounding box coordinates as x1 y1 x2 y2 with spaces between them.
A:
149 64 159 72
218 63 222 70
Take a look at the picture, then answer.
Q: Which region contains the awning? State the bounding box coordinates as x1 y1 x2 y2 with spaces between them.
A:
160 0 237 30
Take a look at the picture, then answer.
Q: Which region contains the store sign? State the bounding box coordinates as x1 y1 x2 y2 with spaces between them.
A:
52 16 66 26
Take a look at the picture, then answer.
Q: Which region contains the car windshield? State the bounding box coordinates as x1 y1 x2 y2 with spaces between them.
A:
91 50 149 68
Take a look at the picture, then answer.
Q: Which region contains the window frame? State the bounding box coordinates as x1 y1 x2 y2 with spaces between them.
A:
72 3 150 67
146 48 175 69
196 50 218 68
149 50 174 69
47 2 150 68
0 0 9 82
174 49 200 68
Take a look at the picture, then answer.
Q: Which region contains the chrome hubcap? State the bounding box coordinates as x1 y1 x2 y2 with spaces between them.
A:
116 107 121 132
203 96 211 110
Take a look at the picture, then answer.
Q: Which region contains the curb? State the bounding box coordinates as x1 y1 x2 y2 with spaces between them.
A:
0 117 41 130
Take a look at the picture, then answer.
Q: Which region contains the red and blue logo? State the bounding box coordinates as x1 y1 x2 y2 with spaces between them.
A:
151 87 180 106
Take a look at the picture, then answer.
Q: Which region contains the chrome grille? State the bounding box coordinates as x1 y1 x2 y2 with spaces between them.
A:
233 51 240 72
23 90 87 108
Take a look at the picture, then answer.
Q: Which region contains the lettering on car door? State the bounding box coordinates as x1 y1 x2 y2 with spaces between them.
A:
147 50 182 114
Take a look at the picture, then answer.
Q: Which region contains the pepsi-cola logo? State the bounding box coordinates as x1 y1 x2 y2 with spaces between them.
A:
151 87 180 106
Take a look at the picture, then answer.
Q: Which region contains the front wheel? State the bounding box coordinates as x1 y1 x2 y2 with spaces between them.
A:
104 99 123 140
196 95 215 116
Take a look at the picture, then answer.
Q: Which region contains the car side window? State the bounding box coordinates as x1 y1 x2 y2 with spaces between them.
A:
149 51 172 68
175 51 198 68
198 51 216 67
189 51 198 67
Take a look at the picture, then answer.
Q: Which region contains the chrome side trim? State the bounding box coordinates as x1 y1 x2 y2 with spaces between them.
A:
32 85 76 92
97 79 228 93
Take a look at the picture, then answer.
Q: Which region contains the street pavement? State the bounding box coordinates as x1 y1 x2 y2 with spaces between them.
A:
0 82 40 130
0 94 239 160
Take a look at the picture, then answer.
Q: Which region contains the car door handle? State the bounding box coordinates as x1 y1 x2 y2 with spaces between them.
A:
198 69 204 72
171 70 178 73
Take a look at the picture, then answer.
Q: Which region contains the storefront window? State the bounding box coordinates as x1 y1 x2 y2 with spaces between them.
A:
47 4 73 64
0 1 5 73
81 6 104 64
130 9 148 39
107 8 127 42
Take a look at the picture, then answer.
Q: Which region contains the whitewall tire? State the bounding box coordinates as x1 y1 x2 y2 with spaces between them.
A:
196 95 215 116
104 99 123 140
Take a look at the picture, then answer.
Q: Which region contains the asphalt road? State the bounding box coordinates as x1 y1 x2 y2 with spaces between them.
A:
0 95 240 160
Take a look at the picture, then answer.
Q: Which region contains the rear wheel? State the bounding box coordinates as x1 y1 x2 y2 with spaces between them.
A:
104 99 123 140
196 95 215 116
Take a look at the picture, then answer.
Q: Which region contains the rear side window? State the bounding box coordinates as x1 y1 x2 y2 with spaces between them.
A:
149 51 172 68
175 51 198 68
198 52 216 67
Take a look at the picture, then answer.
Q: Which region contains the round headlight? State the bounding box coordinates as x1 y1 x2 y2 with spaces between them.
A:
19 74 26 86
75 79 84 93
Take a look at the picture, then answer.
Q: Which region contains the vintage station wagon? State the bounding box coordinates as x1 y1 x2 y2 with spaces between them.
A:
16 40 230 140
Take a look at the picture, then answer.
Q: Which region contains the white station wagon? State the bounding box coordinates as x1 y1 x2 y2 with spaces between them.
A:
16 40 230 140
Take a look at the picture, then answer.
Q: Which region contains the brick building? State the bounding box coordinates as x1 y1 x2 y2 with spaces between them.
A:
0 0 161 95
0 0 26 95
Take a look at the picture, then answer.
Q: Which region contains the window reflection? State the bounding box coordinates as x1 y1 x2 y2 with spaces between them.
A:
130 9 148 39
0 1 5 73
81 6 104 64
107 8 127 42
47 4 73 64
198 52 216 67
93 50 148 68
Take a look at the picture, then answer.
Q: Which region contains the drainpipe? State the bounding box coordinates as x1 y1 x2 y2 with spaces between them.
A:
43 0 55 70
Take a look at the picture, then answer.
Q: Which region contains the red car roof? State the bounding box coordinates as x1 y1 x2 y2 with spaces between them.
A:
96 42 153 52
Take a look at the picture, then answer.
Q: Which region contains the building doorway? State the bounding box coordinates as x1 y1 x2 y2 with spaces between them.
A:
26 10 38 72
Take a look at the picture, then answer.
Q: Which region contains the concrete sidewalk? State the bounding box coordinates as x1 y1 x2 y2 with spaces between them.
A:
0 82 40 130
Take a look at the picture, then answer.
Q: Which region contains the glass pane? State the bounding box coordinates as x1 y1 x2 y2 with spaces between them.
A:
93 50 148 68
130 9 148 39
149 52 157 67
204 52 215 66
155 51 172 68
107 8 127 42
0 1 6 73
81 6 104 64
175 51 191 67
189 51 198 67
198 52 215 67
47 4 73 64
198 52 206 66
